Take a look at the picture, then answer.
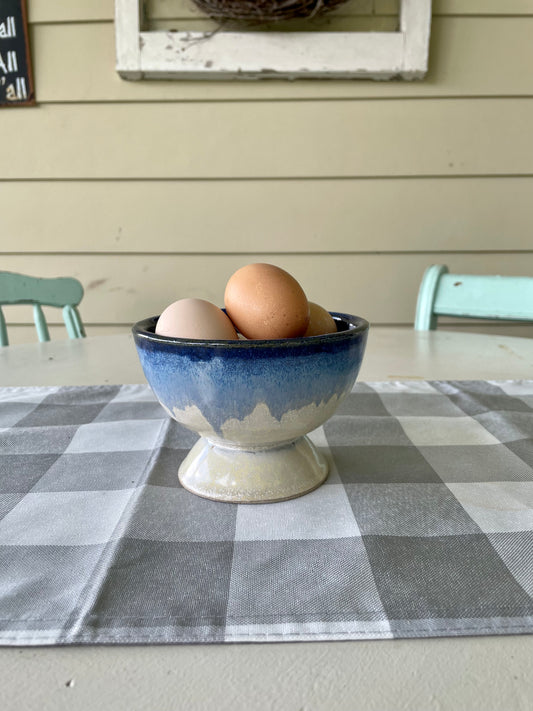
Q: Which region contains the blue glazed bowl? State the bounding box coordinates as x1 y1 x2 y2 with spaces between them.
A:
133 312 369 503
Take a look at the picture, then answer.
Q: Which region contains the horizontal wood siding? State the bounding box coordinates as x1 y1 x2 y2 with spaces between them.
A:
2 1 532 343
2 178 532 253
4 101 533 179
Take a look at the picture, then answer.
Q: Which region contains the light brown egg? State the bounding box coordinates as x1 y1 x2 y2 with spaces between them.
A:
224 263 310 340
303 302 338 337
155 298 238 340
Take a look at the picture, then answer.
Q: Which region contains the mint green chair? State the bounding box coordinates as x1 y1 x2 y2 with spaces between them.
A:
0 271 86 346
415 264 533 331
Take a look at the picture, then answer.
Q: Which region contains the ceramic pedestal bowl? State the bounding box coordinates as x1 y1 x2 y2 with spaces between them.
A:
132 312 369 503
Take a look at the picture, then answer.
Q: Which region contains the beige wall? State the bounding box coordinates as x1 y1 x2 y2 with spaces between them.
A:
2 0 533 342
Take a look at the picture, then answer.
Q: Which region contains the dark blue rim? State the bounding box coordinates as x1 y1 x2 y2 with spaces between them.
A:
132 312 369 350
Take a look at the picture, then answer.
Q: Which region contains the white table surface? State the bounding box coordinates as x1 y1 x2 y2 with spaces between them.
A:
1 327 533 711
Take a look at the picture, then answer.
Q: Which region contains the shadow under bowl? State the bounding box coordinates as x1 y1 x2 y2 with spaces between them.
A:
132 312 369 503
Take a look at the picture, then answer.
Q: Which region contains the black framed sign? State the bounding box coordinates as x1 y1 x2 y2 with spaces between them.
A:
0 0 35 106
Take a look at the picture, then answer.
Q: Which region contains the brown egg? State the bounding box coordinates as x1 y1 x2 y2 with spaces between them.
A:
155 298 238 340
224 263 310 339
303 302 338 337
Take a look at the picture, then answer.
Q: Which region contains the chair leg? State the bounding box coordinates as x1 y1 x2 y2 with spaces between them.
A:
33 304 51 342
63 305 86 339
0 307 8 346
414 264 449 330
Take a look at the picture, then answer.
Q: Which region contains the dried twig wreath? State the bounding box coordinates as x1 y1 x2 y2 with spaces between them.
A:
191 0 350 24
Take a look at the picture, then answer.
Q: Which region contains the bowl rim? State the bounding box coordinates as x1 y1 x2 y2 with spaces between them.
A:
132 311 369 349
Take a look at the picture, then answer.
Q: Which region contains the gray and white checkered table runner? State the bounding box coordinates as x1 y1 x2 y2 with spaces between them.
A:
1 380 532 645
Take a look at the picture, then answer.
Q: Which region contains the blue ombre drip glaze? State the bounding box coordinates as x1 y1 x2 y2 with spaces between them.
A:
133 313 368 436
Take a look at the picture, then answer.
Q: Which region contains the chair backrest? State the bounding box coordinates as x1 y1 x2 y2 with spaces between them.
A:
0 271 86 346
415 264 533 331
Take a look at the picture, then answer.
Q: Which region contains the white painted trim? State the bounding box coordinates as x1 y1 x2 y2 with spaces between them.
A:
400 0 433 78
114 0 143 80
115 0 432 80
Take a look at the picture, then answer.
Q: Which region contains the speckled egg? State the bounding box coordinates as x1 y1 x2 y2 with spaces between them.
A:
224 263 310 340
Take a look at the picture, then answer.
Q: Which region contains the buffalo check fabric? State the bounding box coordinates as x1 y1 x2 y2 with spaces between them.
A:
0 380 533 645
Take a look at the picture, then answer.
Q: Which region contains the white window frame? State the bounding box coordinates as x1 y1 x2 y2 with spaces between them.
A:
115 0 432 81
